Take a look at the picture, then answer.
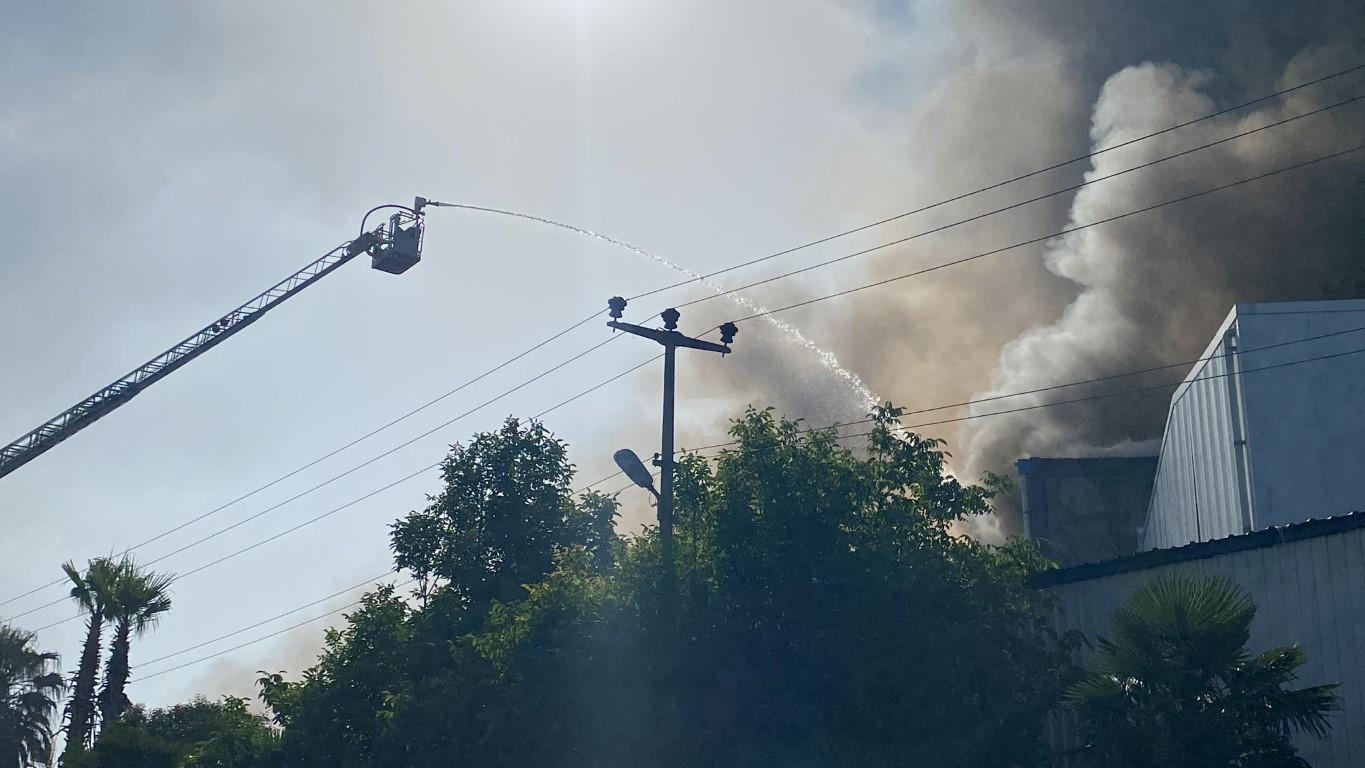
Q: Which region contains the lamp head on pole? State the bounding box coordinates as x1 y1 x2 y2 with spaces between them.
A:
718 321 739 346
661 308 681 330
613 449 658 497
608 296 627 319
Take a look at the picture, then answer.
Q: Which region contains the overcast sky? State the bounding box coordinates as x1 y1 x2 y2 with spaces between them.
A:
2 0 1361 710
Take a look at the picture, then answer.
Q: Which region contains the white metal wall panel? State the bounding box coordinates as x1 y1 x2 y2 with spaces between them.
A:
1235 304 1365 529
1143 318 1243 549
1045 525 1365 767
1142 301 1365 550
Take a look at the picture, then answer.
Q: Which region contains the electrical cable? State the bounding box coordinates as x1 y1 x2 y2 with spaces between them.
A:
74 337 1365 677
721 144 1364 326
672 108 1363 316
19 140 1360 631
679 324 1365 453
119 459 657 677
11 65 1359 628
11 65 1353 612
818 341 1365 447
132 571 395 669
22 344 665 633
604 341 1365 490
627 62 1365 300
131 579 416 684
0 308 606 610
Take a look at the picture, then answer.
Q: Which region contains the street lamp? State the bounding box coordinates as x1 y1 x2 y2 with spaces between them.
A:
613 448 659 499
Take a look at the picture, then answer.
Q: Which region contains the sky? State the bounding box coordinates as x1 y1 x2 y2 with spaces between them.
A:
2 0 1362 710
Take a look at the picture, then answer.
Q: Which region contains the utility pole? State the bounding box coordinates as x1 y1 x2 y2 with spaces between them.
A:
607 297 737 595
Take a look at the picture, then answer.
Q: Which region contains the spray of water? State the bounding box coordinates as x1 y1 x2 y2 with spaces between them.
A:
437 203 880 411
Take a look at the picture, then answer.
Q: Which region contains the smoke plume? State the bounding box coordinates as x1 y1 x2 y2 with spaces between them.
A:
692 1 1365 537
962 50 1365 494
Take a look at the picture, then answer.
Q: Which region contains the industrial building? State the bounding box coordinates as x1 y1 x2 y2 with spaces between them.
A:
1028 300 1365 766
1141 299 1365 550
1036 512 1365 766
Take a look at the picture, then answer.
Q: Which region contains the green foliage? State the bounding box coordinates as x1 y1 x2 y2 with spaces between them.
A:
68 696 277 768
64 720 179 768
98 556 174 725
60 556 121 762
390 417 615 614
0 624 64 767
258 407 1074 768
1064 574 1339 767
261 587 411 767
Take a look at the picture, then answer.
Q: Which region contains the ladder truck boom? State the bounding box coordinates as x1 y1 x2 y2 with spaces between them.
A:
0 201 429 481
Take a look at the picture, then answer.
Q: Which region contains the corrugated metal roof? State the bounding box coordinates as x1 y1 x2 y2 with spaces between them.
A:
1032 509 1365 588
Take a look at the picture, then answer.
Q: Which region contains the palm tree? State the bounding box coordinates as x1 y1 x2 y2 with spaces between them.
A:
96 558 173 725
58 557 119 765
1064 574 1338 767
0 624 64 767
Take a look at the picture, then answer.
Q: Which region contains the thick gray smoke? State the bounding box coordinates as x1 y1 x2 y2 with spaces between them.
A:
694 1 1365 537
962 50 1365 492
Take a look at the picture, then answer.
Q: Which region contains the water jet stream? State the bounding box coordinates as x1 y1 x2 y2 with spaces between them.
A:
438 203 879 410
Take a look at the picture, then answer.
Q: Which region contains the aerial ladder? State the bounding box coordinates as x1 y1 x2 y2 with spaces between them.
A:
0 198 434 481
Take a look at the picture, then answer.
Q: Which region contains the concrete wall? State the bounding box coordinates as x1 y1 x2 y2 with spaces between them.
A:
1041 517 1365 767
1143 300 1365 550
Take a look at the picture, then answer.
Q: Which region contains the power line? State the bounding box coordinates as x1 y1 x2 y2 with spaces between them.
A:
0 310 602 610
42 323 1362 635
12 67 1359 627
748 345 1365 453
128 328 1360 678
22 346 670 633
95 336 1365 680
680 324 1365 453
132 572 395 669
597 341 1365 497
674 102 1362 315
23 139 1359 631
131 579 417 684
2 329 630 618
822 341 1365 447
628 62 1365 300
129 143 1365 617
13 65 1352 615
122 461 655 677
723 144 1364 325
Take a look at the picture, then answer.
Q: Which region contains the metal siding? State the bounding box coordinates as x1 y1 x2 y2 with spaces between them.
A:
1145 336 1242 548
1142 301 1365 550
1045 526 1365 766
1235 305 1365 529
1342 529 1365 760
1322 533 1360 764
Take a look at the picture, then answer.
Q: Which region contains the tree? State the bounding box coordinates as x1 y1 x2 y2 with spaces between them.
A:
390 417 616 615
59 557 120 764
260 406 1073 768
499 405 1071 767
65 696 275 768
1064 574 1339 767
97 558 173 725
0 624 64 767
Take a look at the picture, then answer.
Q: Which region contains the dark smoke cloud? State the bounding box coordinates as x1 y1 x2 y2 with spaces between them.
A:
963 49 1365 491
693 1 1365 538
